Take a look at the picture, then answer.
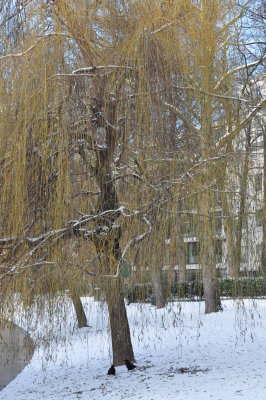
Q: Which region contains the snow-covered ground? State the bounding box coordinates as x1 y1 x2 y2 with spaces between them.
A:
1 297 266 400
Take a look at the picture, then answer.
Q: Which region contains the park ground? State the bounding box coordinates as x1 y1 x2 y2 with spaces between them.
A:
1 297 266 400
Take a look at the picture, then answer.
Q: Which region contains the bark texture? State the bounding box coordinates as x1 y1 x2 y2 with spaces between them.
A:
71 294 88 328
151 270 165 309
106 278 135 365
90 84 135 365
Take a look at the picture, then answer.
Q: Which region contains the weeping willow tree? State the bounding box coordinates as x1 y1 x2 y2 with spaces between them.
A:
0 0 190 365
0 0 265 366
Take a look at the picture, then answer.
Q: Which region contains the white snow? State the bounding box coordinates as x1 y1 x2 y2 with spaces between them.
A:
1 298 266 400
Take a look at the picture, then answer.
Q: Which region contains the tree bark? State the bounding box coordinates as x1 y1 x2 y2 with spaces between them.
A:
177 211 186 283
151 269 165 309
71 293 88 328
200 190 221 314
263 126 266 276
198 6 221 313
91 89 135 365
233 126 251 276
106 278 135 365
201 233 221 314
202 268 221 314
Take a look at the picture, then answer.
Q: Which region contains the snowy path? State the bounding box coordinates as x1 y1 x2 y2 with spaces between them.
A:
1 299 266 400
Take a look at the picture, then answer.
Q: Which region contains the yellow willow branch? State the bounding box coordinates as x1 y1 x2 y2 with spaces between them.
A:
0 33 70 60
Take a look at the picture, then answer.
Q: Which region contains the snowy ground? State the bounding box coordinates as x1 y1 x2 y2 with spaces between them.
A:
1 297 266 400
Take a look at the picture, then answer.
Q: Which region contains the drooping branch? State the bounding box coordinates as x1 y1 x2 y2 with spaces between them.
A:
216 98 266 150
214 55 266 91
72 65 133 74
161 101 200 135
173 85 248 102
0 32 70 60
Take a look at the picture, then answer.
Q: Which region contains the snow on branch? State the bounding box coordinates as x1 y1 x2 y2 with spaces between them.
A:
48 65 134 80
214 55 266 91
0 207 152 281
114 214 152 278
216 98 266 150
150 21 177 35
81 210 152 279
0 33 70 60
0 237 16 245
72 65 133 74
173 85 248 102
161 101 200 135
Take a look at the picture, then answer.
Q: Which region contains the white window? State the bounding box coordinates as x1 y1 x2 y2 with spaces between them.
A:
256 244 262 261
241 246 247 263
255 173 263 193
256 209 263 227
215 240 223 264
186 242 200 264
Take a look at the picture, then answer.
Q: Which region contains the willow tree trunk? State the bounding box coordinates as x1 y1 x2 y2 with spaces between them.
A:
106 278 135 365
91 86 135 365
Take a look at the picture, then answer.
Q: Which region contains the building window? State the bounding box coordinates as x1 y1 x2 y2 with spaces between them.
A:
215 240 223 264
255 173 262 193
184 214 197 237
241 246 247 263
186 242 200 264
210 210 223 235
215 211 223 235
213 189 222 207
255 209 263 227
256 244 262 262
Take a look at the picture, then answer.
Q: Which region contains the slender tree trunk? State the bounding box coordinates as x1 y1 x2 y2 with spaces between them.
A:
201 231 221 314
71 293 88 328
200 190 221 314
177 209 186 283
223 210 236 277
198 6 221 313
233 126 251 276
151 269 165 309
263 126 266 276
202 266 221 313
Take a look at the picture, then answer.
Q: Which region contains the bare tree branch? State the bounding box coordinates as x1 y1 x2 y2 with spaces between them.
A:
214 55 266 91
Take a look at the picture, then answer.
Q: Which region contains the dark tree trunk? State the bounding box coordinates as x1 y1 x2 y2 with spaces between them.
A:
177 204 186 283
151 269 165 309
90 88 135 365
202 264 221 314
200 191 221 314
106 278 135 365
71 293 88 328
